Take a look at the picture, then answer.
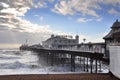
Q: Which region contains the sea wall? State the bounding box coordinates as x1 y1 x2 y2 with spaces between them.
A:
109 46 120 79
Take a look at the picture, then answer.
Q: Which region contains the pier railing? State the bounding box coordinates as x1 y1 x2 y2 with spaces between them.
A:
43 47 105 54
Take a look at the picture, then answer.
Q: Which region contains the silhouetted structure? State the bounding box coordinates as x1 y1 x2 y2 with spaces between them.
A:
103 19 120 58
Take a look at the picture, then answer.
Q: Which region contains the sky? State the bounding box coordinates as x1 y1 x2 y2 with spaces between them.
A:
0 0 120 48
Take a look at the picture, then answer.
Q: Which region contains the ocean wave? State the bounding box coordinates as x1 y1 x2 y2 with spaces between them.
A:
0 61 40 69
0 56 20 60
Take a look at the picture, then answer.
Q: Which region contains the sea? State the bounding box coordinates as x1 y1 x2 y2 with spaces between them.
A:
0 48 109 75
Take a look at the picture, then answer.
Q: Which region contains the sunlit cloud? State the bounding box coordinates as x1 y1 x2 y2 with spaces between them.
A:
0 0 69 46
34 14 39 17
52 0 101 17
77 17 102 23
0 2 9 8
52 0 120 22
0 44 21 49
77 18 93 23
108 8 120 16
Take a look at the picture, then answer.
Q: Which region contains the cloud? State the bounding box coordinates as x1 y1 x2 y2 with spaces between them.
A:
52 1 75 15
0 13 70 44
0 17 70 45
77 18 93 23
100 0 120 6
108 8 120 16
0 43 21 49
0 0 69 46
40 16 44 21
34 14 39 17
0 0 54 16
34 15 44 21
77 17 102 23
0 2 9 9
0 0 30 16
52 0 120 19
52 0 101 17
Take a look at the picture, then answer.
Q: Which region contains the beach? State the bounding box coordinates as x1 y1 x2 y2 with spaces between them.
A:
0 74 118 80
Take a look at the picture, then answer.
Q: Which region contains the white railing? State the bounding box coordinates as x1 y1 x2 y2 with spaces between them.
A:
43 47 105 53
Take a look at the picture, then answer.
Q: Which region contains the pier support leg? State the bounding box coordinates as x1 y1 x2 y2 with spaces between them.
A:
79 57 81 67
95 59 98 73
51 53 54 66
61 54 64 67
83 57 85 71
99 60 102 72
86 57 89 72
54 53 56 65
90 58 93 74
46 53 49 66
71 54 75 72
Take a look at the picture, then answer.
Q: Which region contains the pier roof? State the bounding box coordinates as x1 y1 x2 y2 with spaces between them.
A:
103 19 120 40
111 19 120 28
103 30 113 40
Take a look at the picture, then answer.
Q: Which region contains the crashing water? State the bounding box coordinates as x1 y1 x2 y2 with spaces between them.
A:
0 49 75 75
0 49 109 75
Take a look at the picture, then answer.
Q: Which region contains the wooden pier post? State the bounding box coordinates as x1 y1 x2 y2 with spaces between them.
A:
51 53 54 66
71 54 75 72
54 53 57 65
95 59 98 73
61 54 64 67
46 52 49 66
86 57 89 72
79 57 81 67
99 60 102 72
55 53 59 66
90 58 93 74
83 57 86 71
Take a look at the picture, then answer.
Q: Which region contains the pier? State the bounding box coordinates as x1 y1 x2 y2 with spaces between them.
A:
26 47 108 73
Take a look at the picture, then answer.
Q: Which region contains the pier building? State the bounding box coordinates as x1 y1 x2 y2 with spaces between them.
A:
42 34 79 49
103 19 120 57
77 42 105 53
